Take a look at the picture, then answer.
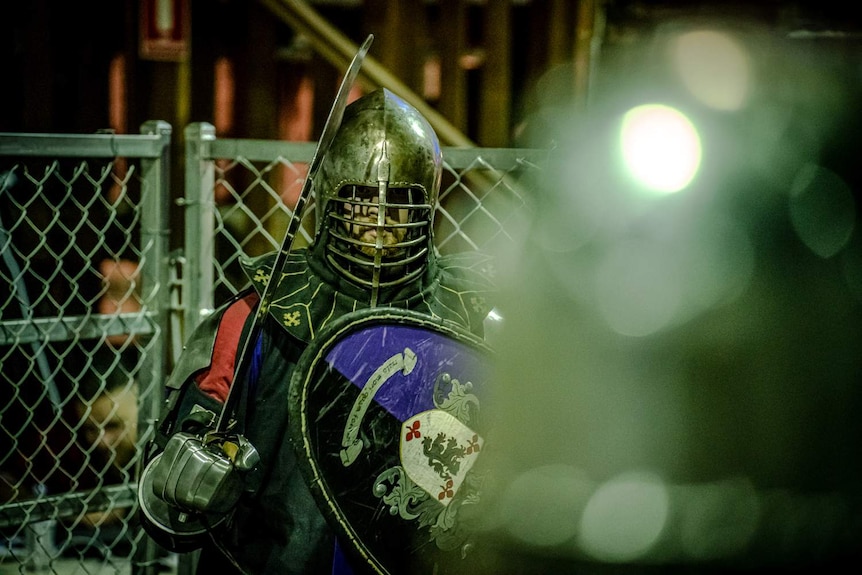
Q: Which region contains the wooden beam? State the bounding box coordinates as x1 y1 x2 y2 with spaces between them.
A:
479 0 512 147
258 0 477 147
548 0 571 67
574 0 596 111
438 0 469 135
365 0 425 96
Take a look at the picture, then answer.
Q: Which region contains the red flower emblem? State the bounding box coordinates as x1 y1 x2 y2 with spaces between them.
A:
438 479 454 501
405 420 421 441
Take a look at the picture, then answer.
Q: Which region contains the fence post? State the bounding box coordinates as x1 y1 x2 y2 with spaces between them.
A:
183 122 216 337
134 119 173 575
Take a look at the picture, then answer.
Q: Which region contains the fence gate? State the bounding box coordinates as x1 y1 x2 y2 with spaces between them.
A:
1 123 173 575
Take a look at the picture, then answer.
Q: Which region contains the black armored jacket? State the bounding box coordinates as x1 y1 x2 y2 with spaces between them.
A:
161 241 495 574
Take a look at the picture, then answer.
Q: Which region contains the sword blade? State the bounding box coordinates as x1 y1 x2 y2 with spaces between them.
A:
216 34 375 432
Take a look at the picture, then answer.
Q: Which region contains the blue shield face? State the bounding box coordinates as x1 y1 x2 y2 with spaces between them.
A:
288 308 494 574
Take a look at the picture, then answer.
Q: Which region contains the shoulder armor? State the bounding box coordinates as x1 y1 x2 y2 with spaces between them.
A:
166 288 256 392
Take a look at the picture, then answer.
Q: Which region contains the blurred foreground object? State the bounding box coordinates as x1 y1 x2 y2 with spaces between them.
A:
475 18 862 574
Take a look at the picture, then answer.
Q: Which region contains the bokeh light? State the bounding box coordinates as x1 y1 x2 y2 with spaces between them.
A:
673 30 752 111
577 470 669 562
676 477 760 561
498 465 593 548
620 104 702 194
594 239 682 337
789 163 856 258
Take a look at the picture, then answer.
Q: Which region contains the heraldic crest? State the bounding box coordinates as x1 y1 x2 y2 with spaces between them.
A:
288 307 495 574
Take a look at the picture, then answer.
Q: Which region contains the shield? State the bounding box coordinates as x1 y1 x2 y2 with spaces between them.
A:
288 308 495 574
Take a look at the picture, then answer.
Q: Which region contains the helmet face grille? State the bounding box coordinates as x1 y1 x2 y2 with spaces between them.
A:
326 184 431 299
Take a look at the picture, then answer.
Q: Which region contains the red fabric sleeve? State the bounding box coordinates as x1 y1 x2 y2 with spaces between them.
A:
194 292 259 403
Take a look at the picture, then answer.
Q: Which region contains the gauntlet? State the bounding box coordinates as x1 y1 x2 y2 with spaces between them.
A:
138 430 258 552
150 431 260 514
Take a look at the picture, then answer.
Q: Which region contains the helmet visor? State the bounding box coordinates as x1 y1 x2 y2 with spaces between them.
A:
327 184 430 263
325 183 432 306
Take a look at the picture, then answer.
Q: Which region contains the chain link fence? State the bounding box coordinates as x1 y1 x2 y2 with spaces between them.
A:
1 124 173 575
1 120 545 575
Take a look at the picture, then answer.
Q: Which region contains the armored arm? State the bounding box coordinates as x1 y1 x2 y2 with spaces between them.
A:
138 291 261 551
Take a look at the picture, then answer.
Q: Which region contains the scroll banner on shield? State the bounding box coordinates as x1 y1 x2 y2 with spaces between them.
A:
288 308 495 575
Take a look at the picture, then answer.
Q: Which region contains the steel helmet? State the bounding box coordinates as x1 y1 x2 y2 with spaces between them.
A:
313 88 442 305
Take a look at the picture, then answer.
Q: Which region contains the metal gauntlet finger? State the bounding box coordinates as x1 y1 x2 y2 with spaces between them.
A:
151 432 247 514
